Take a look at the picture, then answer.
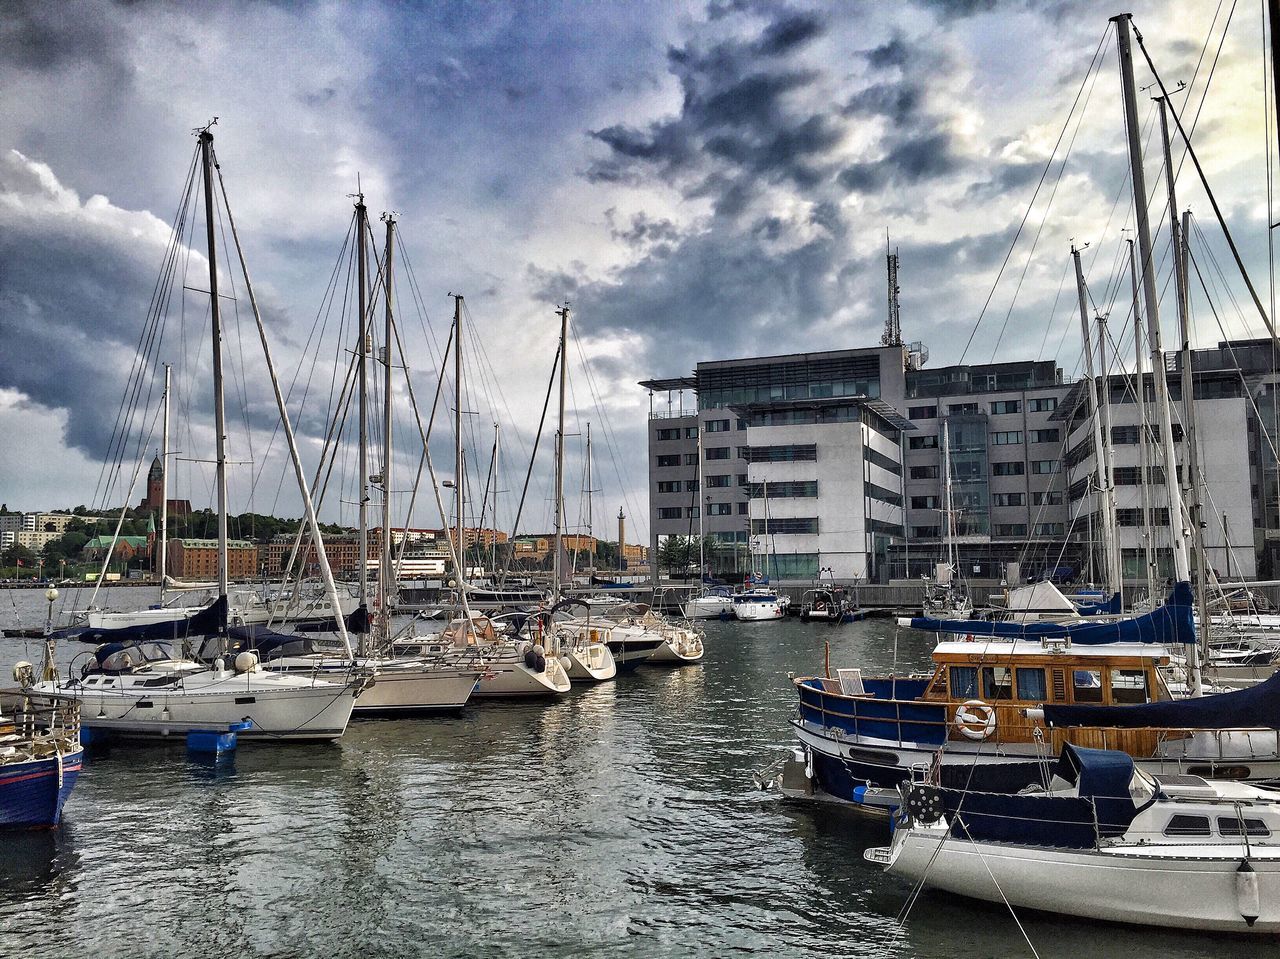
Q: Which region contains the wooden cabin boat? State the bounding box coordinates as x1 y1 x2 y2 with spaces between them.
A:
782 636 1280 816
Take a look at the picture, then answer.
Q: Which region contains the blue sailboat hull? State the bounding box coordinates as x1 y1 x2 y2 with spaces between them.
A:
0 750 83 828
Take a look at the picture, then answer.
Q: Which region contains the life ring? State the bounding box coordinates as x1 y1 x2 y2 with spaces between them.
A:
954 700 996 740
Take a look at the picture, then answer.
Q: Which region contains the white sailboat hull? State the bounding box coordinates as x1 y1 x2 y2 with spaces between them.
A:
562 642 617 682
879 826 1280 933
352 663 480 713
734 601 785 621
682 596 733 620
470 648 571 698
40 672 360 741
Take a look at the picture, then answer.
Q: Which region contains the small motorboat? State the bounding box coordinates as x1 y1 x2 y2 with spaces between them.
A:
869 744 1280 933
732 588 788 622
0 689 82 829
682 587 734 620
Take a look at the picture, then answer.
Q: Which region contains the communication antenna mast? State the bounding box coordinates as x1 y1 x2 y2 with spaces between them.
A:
883 234 902 347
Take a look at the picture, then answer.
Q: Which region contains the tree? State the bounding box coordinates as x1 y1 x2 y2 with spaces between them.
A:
2 543 37 568
659 535 697 577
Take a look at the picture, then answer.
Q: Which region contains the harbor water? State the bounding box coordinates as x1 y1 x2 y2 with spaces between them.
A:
0 587 1262 957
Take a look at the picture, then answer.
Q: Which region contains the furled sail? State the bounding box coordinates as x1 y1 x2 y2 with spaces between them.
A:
1043 669 1280 729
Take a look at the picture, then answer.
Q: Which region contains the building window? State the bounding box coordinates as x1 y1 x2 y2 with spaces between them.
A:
745 481 818 498
991 493 1024 507
707 503 733 516
908 405 937 420
1028 397 1058 412
1032 491 1062 506
1149 507 1170 526
655 428 681 441
736 473 748 486
737 502 748 514
765 552 820 578
686 507 699 519
705 475 732 488
992 431 1023 445
866 483 903 507
1029 429 1059 444
1111 425 1140 445
750 517 819 535
949 402 979 415
909 465 939 480
865 447 902 476
1031 460 1058 474
685 480 699 492
1113 466 1141 485
658 507 682 520
656 455 681 468
736 420 748 430
656 481 681 493
1116 508 1142 527
991 461 1025 476
705 419 730 432
911 495 940 510
990 400 1021 415
746 444 817 463
684 426 699 438
1034 522 1064 536
703 448 729 461
908 435 938 450
993 523 1028 536
911 525 940 538
684 453 698 465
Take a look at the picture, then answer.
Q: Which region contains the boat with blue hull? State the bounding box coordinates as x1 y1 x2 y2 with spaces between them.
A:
0 691 83 829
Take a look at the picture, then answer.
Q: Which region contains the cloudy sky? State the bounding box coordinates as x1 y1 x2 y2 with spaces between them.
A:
0 0 1272 543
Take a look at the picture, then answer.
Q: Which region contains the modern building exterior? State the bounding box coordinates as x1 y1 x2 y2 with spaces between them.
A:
643 335 1280 587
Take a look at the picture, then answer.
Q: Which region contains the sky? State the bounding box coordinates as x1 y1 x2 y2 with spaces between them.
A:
0 0 1273 544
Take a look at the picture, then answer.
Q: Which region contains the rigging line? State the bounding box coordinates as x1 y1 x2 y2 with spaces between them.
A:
499 343 560 582
990 31 1109 360
568 323 651 542
1132 20 1276 344
957 26 1110 365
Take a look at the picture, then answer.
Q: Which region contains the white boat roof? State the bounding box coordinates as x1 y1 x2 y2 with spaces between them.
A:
932 639 1169 660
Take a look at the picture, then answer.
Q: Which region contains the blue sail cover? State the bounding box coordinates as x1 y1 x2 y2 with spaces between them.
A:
1075 592 1122 616
906 581 1195 645
1043 668 1280 729
76 596 228 645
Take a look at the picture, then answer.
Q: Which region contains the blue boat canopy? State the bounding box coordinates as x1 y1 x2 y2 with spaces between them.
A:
1043 668 1280 729
76 596 228 645
906 581 1195 646
1074 592 1122 616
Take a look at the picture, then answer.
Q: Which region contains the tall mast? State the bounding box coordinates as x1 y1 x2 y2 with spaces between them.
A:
158 363 170 597
451 293 465 586
586 422 595 572
554 304 570 602
696 418 705 579
380 214 396 637
355 195 370 624
1073 246 1118 598
1096 313 1122 603
198 129 229 603
941 419 955 572
1129 238 1158 602
1114 14 1191 585
492 422 500 576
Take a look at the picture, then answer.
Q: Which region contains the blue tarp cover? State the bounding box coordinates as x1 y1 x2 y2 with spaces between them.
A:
907 581 1194 645
76 596 228 644
1075 592 1122 616
1043 668 1280 730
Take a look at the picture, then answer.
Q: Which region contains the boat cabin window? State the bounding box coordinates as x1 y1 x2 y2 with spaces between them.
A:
1218 817 1271 837
1110 668 1148 705
1015 668 1047 701
1163 814 1211 837
949 666 978 698
981 667 1014 701
1072 668 1103 703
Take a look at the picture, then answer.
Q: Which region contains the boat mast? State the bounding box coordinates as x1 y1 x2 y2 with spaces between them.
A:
554 304 569 603
1114 13 1198 693
941 418 956 574
1157 93 1211 640
356 194 370 636
492 422 500 576
696 418 705 581
1072 245 1118 599
586 422 595 573
198 129 229 608
159 363 170 597
1097 314 1122 606
380 214 396 641
1128 238 1158 603
451 293 466 588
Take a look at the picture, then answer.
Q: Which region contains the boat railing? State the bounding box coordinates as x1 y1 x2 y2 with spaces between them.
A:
797 682 1280 761
0 691 81 743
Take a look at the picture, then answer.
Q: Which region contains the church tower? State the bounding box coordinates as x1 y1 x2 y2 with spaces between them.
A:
146 455 163 511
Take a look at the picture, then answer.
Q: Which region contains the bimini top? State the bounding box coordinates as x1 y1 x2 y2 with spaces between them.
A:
1043 669 1280 730
906 581 1195 646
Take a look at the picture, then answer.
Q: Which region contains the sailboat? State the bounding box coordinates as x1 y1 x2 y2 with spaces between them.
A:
27 125 364 741
682 424 734 621
228 199 481 713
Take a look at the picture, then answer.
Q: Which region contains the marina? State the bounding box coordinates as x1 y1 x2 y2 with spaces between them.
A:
0 590 1263 959
4 0 1280 954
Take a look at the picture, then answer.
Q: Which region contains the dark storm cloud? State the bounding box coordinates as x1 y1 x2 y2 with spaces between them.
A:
0 0 131 76
752 11 825 57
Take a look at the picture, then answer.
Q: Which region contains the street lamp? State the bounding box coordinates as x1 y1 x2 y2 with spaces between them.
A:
42 587 58 681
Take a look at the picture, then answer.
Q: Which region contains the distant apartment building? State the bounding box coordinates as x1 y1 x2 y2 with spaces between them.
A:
169 538 258 580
